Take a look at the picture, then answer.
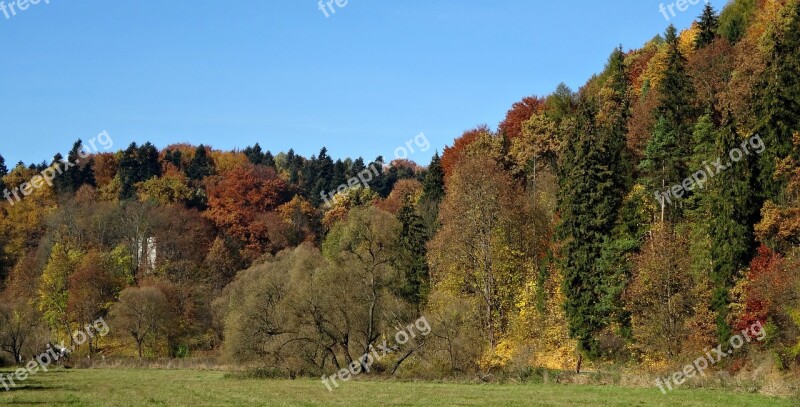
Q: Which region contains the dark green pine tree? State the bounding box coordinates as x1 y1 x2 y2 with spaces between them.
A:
685 113 717 213
658 25 696 162
707 118 757 341
695 3 719 49
558 97 624 358
595 47 635 345
756 0 800 202
243 143 264 165
640 116 682 221
349 157 366 179
55 140 96 194
422 153 445 203
118 143 140 199
603 47 632 190
165 149 183 170
263 150 275 168
332 159 347 188
305 148 334 205
395 198 430 310
642 26 697 221
187 145 215 181
0 153 7 193
368 156 393 197
137 142 162 181
118 142 161 200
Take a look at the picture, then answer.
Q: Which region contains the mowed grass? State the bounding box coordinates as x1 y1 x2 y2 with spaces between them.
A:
0 368 796 406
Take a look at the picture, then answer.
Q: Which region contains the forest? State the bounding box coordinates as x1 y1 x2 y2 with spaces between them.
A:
1 0 799 387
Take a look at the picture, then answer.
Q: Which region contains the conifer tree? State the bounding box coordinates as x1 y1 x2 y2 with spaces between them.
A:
395 198 430 309
0 153 6 194
422 153 445 203
243 143 264 165
756 0 800 201
642 25 697 221
558 96 624 358
187 145 215 181
696 3 719 49
707 118 757 340
263 150 275 168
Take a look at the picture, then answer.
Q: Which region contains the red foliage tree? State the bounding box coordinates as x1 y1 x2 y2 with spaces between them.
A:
498 96 545 139
736 245 786 331
441 125 491 181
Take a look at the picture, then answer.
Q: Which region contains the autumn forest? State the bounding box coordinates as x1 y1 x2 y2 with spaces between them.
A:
1 0 800 393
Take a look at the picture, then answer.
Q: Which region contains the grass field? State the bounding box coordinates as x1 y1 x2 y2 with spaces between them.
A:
0 368 796 406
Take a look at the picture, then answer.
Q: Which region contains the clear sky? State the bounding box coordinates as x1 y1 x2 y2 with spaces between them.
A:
0 0 728 166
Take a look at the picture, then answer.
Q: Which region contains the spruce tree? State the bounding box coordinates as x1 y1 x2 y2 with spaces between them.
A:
187 145 215 181
558 97 623 358
263 150 275 168
756 0 800 201
422 153 445 203
243 143 264 165
0 153 7 194
707 118 757 341
595 47 635 344
658 25 696 159
137 142 162 181
695 3 719 49
642 25 697 221
395 198 430 309
118 143 139 199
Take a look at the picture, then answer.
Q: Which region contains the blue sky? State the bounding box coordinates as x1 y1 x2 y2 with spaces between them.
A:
0 0 728 166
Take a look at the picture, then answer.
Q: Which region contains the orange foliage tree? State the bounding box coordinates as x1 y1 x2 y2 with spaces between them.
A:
204 164 293 258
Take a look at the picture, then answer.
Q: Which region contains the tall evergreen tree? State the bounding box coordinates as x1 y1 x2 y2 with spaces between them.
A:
0 154 7 177
658 25 696 159
137 142 162 181
243 143 264 165
187 145 215 181
118 143 140 199
332 159 347 188
395 198 430 309
263 150 275 168
306 147 334 205
558 97 624 358
0 153 7 193
595 48 635 345
756 0 800 201
118 142 162 199
642 25 697 221
707 118 757 341
55 140 96 194
422 153 445 203
695 3 719 49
